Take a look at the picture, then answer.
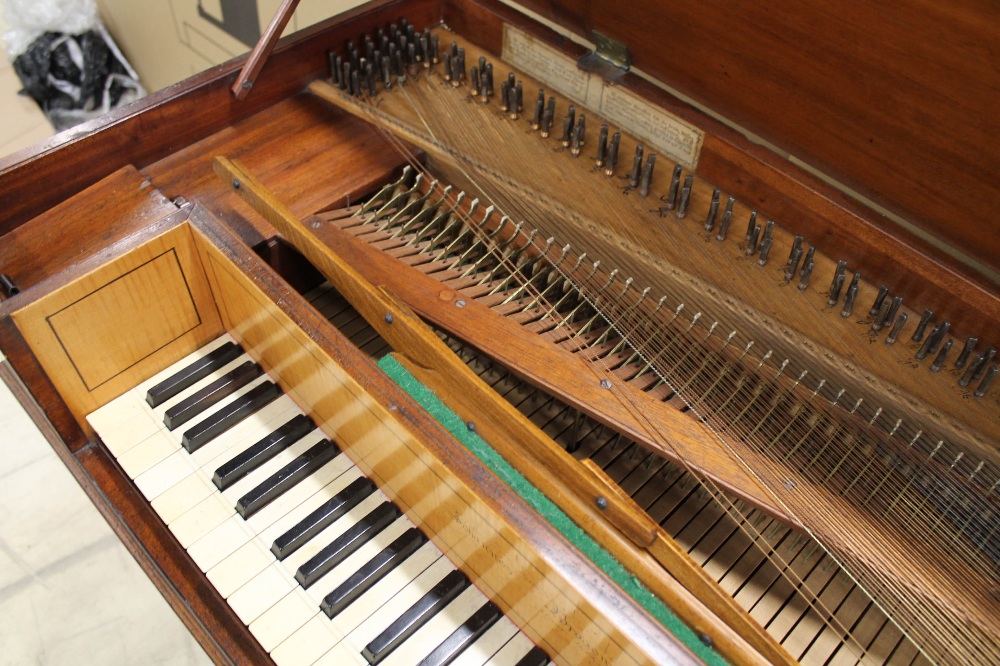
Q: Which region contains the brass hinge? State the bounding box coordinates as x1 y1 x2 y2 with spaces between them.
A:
577 31 630 83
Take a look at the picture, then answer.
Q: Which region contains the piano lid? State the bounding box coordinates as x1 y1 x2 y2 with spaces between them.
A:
495 0 1000 284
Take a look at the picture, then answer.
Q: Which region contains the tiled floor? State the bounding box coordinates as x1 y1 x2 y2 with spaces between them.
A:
0 49 212 666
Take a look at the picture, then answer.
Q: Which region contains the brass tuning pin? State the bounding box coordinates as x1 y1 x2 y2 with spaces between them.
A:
677 175 694 219
842 272 861 318
784 236 804 281
704 188 720 233
868 286 889 318
955 336 978 370
717 196 735 241
595 125 609 167
798 247 816 290
827 260 847 306
638 154 656 197
628 144 644 188
531 89 545 129
911 309 933 342
605 132 621 176
663 165 682 209
885 312 908 344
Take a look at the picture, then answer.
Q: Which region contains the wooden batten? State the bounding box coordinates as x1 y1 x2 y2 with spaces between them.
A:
189 207 705 665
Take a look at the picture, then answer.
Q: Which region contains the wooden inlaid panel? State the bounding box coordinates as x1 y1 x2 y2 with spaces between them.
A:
46 249 201 390
12 223 223 425
192 223 695 665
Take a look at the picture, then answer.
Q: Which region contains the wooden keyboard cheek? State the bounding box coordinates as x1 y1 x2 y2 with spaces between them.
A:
191 212 699 665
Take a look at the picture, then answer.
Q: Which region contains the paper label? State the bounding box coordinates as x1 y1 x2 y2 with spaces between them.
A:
597 84 704 168
503 24 591 104
502 24 703 167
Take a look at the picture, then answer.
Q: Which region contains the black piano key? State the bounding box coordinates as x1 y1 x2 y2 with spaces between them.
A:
363 569 471 665
212 414 314 491
146 341 242 407
321 527 428 619
295 501 398 588
416 601 503 666
514 646 551 666
273 476 377 560
163 360 262 430
236 438 341 519
181 381 281 453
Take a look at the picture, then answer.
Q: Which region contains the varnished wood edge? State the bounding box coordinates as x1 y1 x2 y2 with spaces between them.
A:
0 0 444 235
0 316 86 451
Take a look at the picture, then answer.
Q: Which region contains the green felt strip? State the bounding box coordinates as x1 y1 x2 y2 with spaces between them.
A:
377 353 727 665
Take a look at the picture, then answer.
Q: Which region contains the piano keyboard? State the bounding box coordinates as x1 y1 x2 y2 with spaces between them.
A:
87 335 551 666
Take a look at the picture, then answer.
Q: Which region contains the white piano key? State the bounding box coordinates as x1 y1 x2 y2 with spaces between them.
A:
116 430 179 478
87 391 147 441
488 633 539 666
147 355 254 423
254 467 367 552
292 491 400 605
378 586 486 666
271 615 351 666
188 395 300 468
334 540 443 639
219 429 329 506
243 453 360 537
344 549 456 654
168 492 234 548
133 448 198 500
172 372 272 431
248 587 319 653
228 561 298 625
126 395 299 510
186 514 257 573
310 643 368 666
151 473 217 524
207 539 275 598
97 407 161 457
304 515 414 605
449 615 519 666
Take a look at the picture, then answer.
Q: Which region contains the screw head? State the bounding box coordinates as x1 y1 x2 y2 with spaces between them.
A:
232 178 240 189
455 299 467 308
595 496 608 510
466 421 477 433
600 378 612 390
384 313 394 324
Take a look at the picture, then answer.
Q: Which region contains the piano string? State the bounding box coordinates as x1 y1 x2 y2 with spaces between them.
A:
293 25 999 663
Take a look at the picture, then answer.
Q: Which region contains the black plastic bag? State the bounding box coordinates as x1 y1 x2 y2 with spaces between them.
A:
12 28 142 131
